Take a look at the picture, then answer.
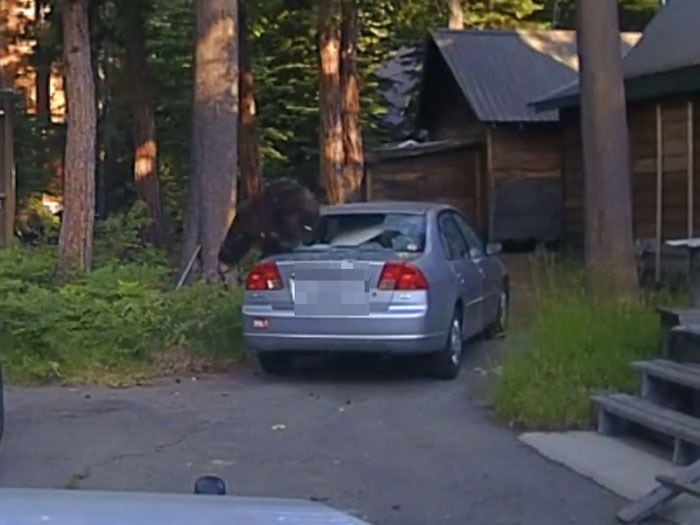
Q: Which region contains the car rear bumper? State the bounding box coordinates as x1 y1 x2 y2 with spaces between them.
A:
242 306 446 354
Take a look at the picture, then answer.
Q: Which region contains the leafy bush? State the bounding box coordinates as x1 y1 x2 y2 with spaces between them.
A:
493 254 683 430
0 236 244 385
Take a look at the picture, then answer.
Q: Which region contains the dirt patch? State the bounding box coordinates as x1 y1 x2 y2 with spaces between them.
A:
150 347 244 377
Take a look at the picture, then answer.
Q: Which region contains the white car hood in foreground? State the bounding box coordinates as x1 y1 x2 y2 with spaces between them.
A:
0 488 370 525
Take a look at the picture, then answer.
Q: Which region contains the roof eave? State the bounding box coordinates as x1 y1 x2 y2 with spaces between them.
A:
533 65 700 112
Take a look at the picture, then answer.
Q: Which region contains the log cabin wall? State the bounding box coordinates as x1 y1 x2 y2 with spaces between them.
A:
561 95 700 255
367 146 484 233
489 125 563 243
418 49 484 142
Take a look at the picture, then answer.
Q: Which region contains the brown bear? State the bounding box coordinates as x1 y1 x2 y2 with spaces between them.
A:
218 177 321 268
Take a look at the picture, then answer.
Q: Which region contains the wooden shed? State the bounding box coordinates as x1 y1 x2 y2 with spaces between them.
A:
366 29 639 244
534 0 700 276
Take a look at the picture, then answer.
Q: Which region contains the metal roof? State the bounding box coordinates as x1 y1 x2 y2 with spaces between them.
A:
623 0 700 79
322 201 448 215
368 138 479 163
534 0 696 111
425 29 639 123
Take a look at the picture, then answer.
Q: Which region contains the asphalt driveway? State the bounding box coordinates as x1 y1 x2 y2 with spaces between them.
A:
0 342 625 525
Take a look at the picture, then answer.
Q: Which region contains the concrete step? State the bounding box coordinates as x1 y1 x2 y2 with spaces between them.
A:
592 393 700 466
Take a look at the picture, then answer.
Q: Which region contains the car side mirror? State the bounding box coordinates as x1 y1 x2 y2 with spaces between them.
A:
486 242 502 256
469 248 482 259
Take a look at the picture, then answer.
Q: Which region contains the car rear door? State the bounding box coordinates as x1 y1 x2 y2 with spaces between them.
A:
453 213 500 328
437 211 483 337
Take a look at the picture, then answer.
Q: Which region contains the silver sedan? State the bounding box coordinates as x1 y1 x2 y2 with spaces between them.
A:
242 201 509 379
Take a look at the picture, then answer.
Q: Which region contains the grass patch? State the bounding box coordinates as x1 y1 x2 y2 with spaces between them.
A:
0 206 246 385
493 254 687 430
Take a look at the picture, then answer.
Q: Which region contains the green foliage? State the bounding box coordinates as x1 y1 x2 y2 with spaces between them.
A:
0 226 244 384
538 0 660 30
493 255 682 430
93 200 169 267
15 195 61 245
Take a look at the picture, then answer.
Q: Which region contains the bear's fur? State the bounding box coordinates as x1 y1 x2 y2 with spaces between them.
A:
218 178 320 267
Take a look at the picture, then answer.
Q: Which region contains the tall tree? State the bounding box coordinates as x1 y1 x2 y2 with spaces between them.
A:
340 0 363 202
34 0 52 122
238 1 262 200
59 0 96 274
181 0 239 281
0 1 18 246
576 0 638 297
121 1 166 246
318 0 344 204
447 0 465 29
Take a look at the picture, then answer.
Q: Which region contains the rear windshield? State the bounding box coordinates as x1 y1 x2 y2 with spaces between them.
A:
305 213 426 252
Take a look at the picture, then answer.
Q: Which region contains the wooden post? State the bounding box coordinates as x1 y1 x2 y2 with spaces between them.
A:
486 127 495 242
364 163 372 201
656 103 664 284
688 100 695 238
474 150 482 234
0 98 15 247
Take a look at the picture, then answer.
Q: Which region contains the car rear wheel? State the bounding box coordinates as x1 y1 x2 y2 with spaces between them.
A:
486 282 509 339
257 352 295 375
432 309 463 380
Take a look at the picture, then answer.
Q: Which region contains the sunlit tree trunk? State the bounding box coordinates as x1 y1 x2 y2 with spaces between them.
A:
447 0 465 29
0 5 17 246
58 0 96 275
238 2 262 200
122 2 166 247
181 0 239 281
318 0 343 204
577 0 638 297
340 0 363 202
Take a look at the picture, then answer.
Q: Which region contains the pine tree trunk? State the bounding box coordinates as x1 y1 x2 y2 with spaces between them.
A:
318 0 344 204
123 2 166 247
58 0 96 275
448 0 465 29
183 0 239 282
340 0 363 203
238 2 262 200
35 0 51 122
0 4 17 246
576 0 638 297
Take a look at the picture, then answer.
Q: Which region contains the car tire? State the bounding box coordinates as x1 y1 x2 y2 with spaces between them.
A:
258 352 295 375
432 308 463 380
486 281 509 340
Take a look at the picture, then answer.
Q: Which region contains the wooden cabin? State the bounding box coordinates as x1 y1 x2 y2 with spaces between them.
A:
366 29 639 244
534 0 700 277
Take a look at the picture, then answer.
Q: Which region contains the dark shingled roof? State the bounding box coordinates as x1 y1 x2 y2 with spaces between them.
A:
423 29 639 123
534 0 697 111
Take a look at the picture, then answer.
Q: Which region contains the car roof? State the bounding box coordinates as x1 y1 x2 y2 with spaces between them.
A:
321 200 453 215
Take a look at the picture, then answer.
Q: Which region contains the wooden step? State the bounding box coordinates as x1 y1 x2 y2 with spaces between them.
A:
657 307 700 357
592 393 700 465
632 359 700 391
669 325 700 363
657 307 700 327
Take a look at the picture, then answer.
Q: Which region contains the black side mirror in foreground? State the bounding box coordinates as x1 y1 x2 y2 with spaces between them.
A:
194 476 227 495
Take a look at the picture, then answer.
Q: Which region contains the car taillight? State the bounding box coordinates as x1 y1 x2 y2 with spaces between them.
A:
378 262 429 291
245 262 283 290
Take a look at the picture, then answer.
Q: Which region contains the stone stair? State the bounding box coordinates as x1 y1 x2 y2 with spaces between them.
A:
592 308 700 466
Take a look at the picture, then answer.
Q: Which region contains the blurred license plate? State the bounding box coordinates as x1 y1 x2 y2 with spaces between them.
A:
293 277 369 316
